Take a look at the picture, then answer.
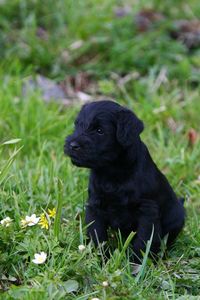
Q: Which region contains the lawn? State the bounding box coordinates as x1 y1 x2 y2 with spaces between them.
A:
0 0 200 299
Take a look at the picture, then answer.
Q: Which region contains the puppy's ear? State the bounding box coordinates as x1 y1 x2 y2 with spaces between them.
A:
116 109 144 147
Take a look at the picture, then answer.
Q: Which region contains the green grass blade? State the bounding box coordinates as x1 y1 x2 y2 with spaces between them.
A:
114 231 135 269
135 226 154 283
0 146 23 186
54 178 63 240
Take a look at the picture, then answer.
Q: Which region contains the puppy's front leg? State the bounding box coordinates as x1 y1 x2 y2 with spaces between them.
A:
132 200 161 263
85 205 108 246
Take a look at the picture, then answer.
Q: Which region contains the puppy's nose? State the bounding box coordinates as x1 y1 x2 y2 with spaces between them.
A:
70 141 80 151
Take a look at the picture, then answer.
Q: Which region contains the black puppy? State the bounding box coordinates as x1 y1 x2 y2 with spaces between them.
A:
64 100 185 263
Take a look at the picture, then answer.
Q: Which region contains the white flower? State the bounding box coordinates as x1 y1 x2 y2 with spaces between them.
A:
78 244 86 252
0 217 12 227
102 281 109 287
20 219 28 228
21 214 40 227
32 252 47 264
91 298 100 300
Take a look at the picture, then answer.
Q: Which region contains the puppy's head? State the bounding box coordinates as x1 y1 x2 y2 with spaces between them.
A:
64 100 144 168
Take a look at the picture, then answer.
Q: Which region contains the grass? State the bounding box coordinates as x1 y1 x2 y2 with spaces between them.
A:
0 0 200 299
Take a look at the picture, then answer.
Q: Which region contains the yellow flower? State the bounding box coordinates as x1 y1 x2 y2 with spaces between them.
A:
38 213 49 229
48 208 56 218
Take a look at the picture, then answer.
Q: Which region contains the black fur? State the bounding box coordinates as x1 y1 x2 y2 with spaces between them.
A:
64 100 185 263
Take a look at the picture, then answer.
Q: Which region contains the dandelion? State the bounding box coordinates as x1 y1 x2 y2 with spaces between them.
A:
20 214 40 228
32 252 47 264
78 244 86 252
102 281 109 287
0 217 12 227
38 213 49 229
48 207 56 218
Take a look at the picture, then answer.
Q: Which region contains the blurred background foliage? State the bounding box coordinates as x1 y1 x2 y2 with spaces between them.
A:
0 0 200 83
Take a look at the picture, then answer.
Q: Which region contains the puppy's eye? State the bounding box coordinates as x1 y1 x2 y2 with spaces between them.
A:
96 127 104 135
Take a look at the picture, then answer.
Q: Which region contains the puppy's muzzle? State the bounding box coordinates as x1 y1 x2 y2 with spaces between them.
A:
64 137 82 157
69 141 81 151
